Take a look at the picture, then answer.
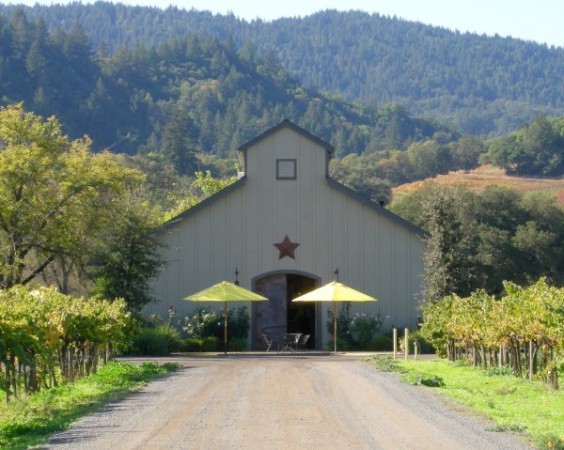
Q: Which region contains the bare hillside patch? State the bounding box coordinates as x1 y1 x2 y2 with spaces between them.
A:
393 165 564 205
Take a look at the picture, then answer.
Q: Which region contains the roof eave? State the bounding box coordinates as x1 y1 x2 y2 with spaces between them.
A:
156 176 247 232
238 119 334 154
326 177 428 238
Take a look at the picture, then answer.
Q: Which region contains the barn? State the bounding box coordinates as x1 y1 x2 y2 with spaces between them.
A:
145 120 426 349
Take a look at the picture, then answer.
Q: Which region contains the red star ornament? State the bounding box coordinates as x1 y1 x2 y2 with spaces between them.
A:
274 235 300 260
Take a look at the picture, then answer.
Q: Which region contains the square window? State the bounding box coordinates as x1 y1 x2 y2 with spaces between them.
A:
276 159 297 180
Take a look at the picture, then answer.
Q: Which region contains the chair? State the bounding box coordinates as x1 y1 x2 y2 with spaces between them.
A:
262 333 274 352
281 333 302 351
296 334 310 350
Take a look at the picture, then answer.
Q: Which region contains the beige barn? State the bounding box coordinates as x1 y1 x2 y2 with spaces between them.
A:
145 120 426 349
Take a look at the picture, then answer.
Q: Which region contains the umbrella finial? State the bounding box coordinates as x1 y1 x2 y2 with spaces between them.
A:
334 267 339 281
234 267 240 286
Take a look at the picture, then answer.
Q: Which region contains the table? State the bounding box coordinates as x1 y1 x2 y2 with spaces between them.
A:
281 333 302 351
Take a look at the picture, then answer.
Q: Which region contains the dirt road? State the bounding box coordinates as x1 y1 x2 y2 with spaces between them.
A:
41 355 531 450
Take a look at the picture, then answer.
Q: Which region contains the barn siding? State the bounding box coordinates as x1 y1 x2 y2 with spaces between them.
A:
146 121 426 347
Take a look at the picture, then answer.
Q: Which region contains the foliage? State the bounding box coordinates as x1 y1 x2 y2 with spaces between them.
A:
362 355 400 372
486 114 564 177
2 5 563 139
162 170 237 222
401 371 445 387
184 338 202 352
329 154 392 204
349 312 382 349
0 285 132 403
228 338 249 351
411 332 435 354
178 336 219 352
326 303 353 345
327 338 352 351
0 8 405 160
398 330 435 355
378 358 564 450
229 306 251 340
128 325 183 356
368 335 394 351
419 278 564 389
0 361 178 449
0 6 511 172
392 183 564 297
181 306 250 342
92 187 164 313
182 308 222 339
2 6 562 191
326 305 382 350
421 184 477 301
201 336 220 352
485 366 515 377
328 133 484 195
0 104 143 291
0 104 163 311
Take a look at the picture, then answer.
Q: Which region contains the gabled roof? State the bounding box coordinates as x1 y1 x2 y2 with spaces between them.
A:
157 120 426 239
157 176 247 232
325 177 428 238
238 119 335 156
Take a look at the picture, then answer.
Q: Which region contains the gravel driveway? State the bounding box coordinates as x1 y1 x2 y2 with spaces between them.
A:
39 354 531 450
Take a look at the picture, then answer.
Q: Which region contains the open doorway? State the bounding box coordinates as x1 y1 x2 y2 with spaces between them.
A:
254 272 317 349
286 274 316 341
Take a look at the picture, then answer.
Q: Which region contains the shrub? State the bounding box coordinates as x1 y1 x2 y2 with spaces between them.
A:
327 306 383 350
350 313 382 349
228 306 250 340
129 325 182 356
402 372 445 387
327 338 351 351
183 309 222 339
182 306 250 344
142 313 164 327
399 330 435 354
369 335 393 351
184 338 202 352
537 434 564 450
201 336 219 352
228 338 248 351
327 303 353 346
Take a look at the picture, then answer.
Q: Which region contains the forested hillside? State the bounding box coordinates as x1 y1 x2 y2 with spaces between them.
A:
2 3 563 136
0 9 459 169
0 5 563 203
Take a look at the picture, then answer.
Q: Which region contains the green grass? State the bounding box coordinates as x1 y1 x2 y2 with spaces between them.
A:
365 356 564 450
0 361 179 450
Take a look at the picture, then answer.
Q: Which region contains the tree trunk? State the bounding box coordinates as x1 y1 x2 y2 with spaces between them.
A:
28 354 39 393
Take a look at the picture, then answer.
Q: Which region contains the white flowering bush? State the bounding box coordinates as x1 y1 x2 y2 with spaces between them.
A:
182 308 222 339
182 306 249 342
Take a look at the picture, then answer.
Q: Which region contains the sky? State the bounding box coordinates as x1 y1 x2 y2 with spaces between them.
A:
3 0 564 48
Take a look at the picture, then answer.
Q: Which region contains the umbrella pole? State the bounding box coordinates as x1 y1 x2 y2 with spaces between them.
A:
333 301 337 354
223 301 228 354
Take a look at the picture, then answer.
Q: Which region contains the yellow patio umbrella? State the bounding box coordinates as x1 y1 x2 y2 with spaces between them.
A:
184 280 267 354
292 280 376 353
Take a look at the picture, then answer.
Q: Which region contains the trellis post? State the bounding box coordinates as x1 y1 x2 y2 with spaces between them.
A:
404 328 409 360
393 328 397 359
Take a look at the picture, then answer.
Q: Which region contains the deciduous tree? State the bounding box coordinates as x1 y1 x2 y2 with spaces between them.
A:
0 103 142 290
